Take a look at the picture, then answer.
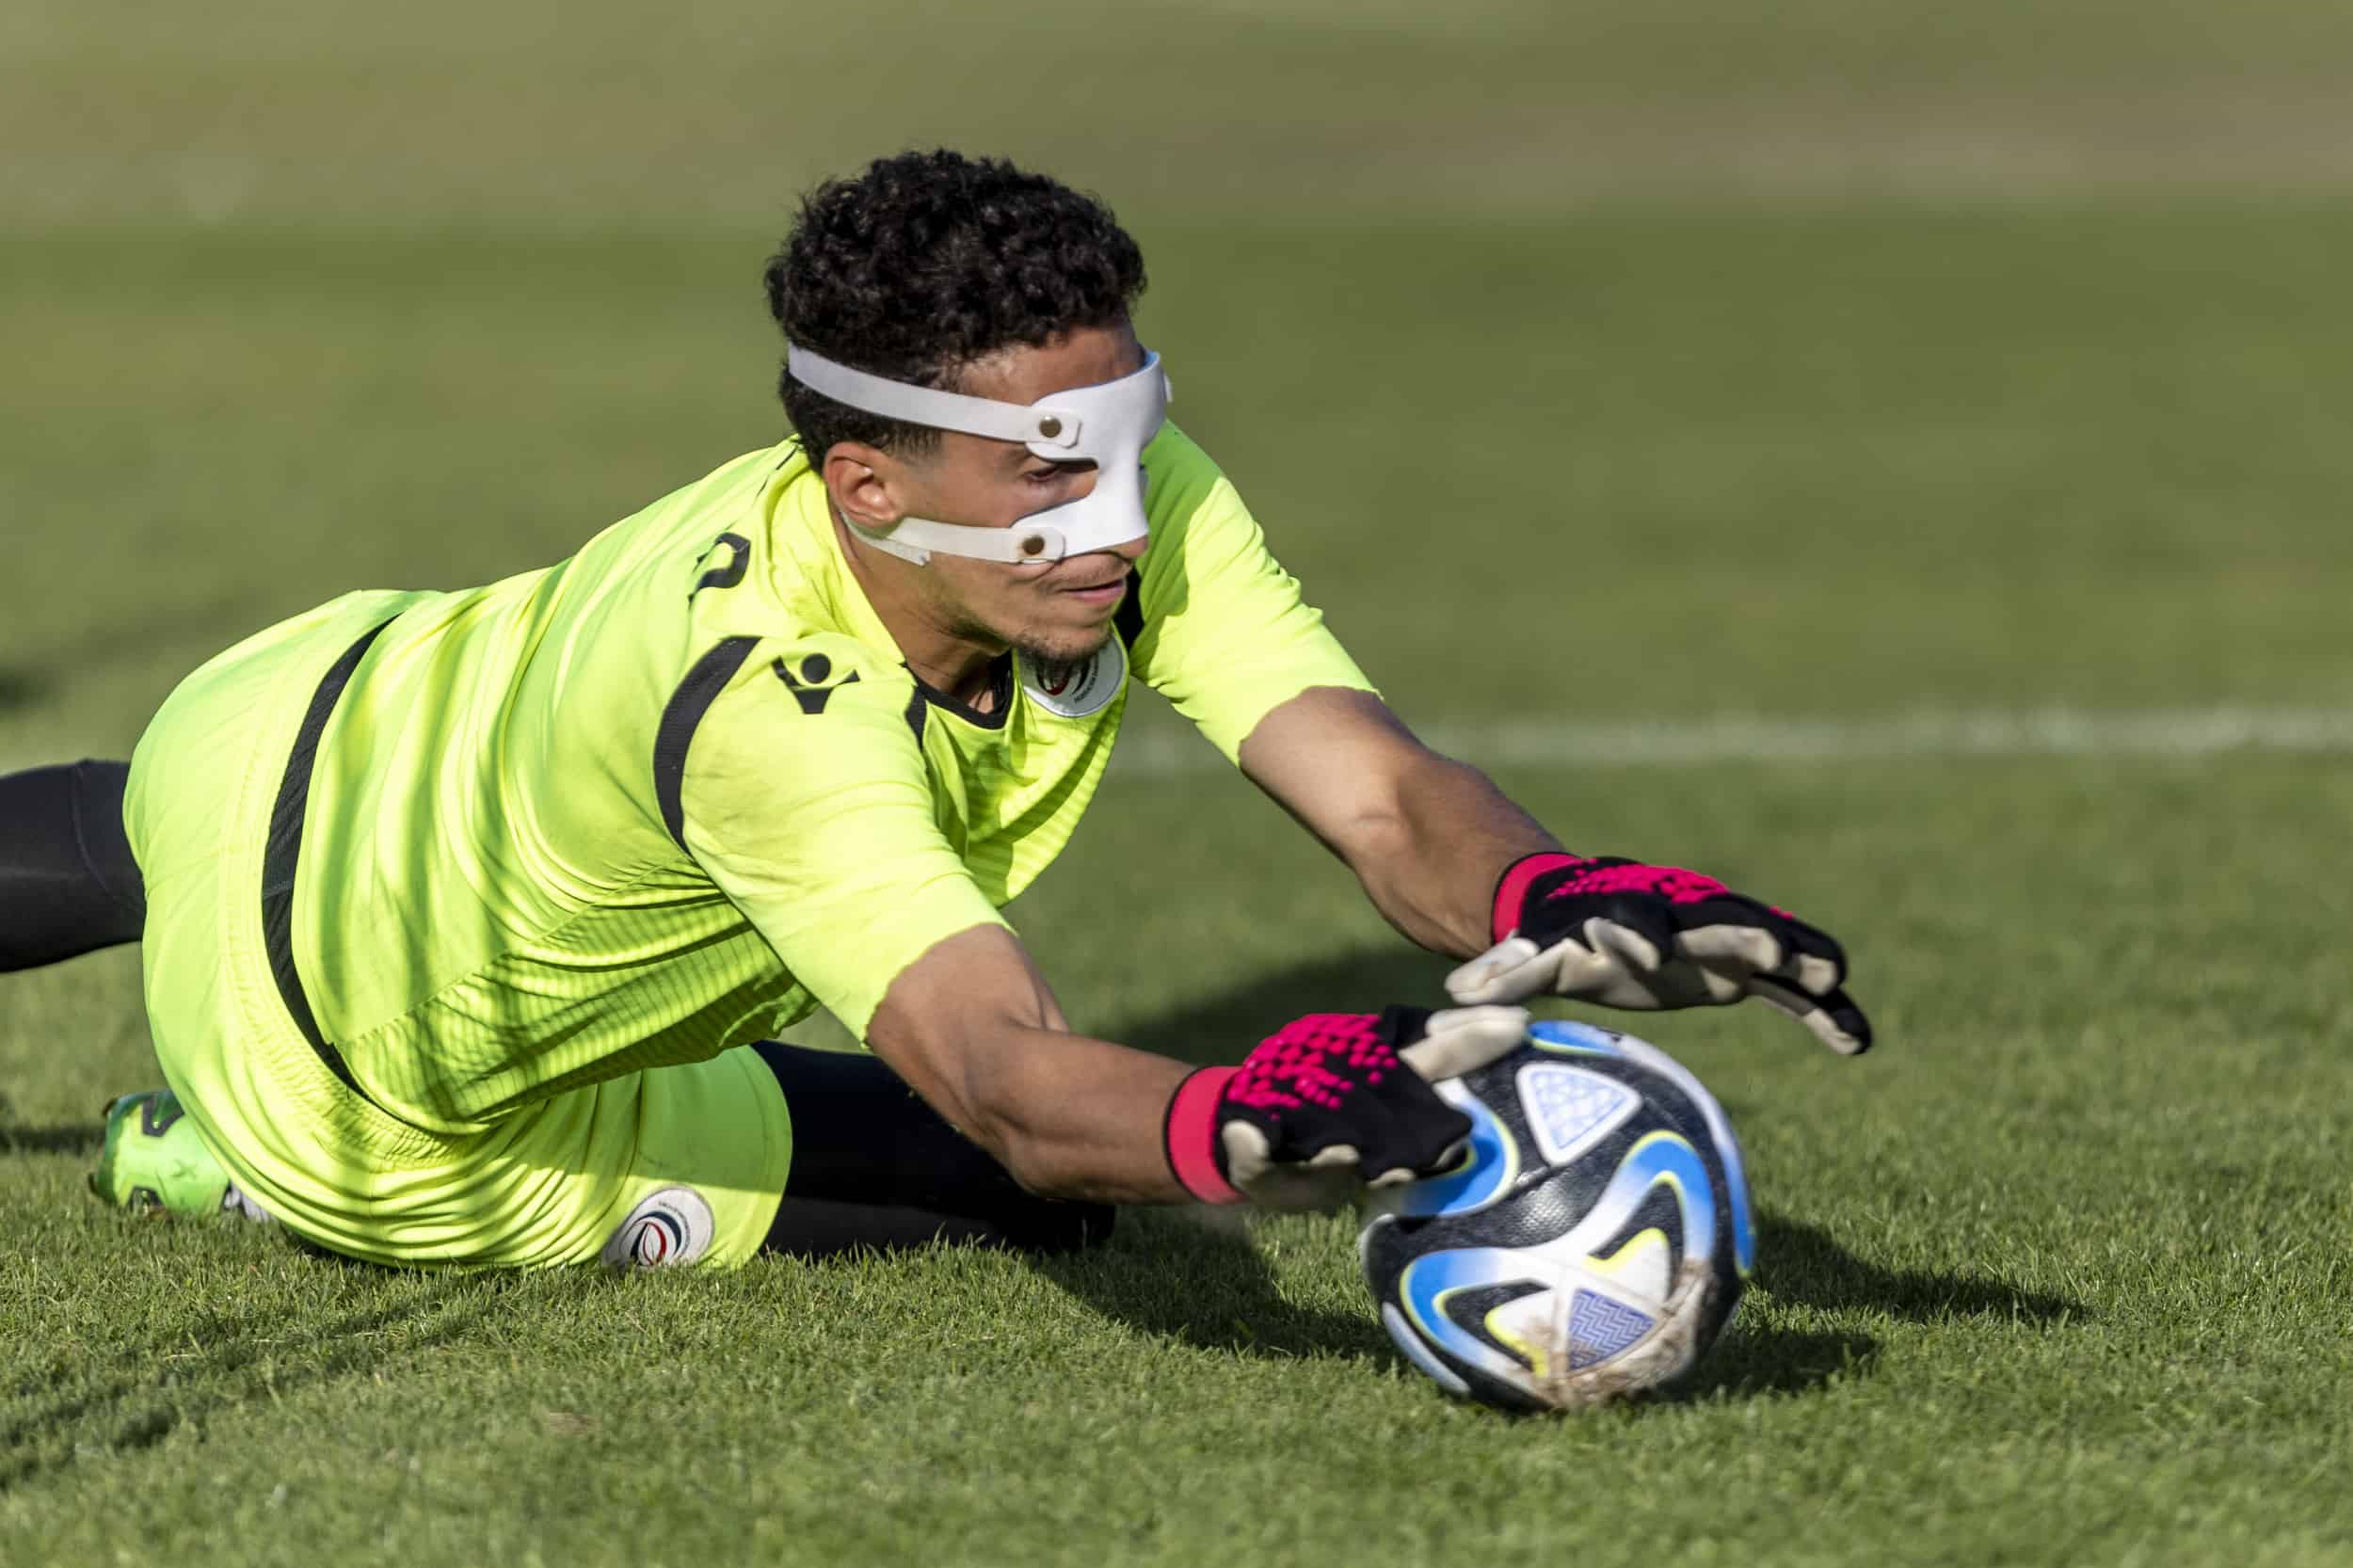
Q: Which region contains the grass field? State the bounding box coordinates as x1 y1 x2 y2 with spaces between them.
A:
6 4 2353 1564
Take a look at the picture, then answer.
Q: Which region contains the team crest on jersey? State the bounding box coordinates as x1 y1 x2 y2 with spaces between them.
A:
1020 637 1127 719
600 1186 716 1269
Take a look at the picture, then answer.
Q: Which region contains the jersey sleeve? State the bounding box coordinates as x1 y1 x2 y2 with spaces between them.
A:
1131 424 1378 764
673 632 1009 1041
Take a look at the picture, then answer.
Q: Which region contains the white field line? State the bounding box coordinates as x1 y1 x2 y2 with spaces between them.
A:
1112 705 2353 775
8 703 2348 780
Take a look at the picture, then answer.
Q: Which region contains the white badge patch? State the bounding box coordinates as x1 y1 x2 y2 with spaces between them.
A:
219 1184 277 1226
1021 636 1127 719
1516 1064 1641 1168
600 1186 716 1269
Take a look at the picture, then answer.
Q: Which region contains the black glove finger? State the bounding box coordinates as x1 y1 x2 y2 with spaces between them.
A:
1670 894 1788 975
1747 974 1874 1055
1709 896 1848 996
1829 987 1871 1049
1805 984 1872 1054
1675 892 1849 996
1573 894 1681 973
1768 910 1849 994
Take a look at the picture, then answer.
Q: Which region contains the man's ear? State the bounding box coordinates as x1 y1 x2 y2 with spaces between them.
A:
822 441 908 532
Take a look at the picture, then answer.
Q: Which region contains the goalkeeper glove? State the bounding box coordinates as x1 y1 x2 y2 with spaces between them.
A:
1447 852 1871 1055
1161 1004 1529 1210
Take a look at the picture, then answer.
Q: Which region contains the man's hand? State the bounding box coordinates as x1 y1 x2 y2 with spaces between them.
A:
1447 852 1872 1055
1161 1004 1529 1210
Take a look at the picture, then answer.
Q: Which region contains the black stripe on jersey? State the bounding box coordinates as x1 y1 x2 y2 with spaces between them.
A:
903 684 928 745
1114 576 1144 652
654 636 762 851
261 616 396 1107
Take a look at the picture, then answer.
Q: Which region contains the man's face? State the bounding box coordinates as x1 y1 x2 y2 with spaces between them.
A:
839 322 1150 667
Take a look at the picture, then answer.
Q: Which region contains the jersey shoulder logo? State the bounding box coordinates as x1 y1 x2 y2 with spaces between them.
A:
772 651 862 714
1020 636 1127 720
691 532 750 599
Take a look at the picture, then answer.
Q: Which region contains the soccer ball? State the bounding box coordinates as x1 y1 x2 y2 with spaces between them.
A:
1360 1019 1754 1411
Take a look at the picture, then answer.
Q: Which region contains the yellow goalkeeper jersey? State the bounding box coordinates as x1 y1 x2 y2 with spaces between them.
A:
266 425 1371 1135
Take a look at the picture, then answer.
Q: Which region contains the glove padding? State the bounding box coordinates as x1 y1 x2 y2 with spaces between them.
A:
1446 852 1872 1055
1162 1004 1529 1210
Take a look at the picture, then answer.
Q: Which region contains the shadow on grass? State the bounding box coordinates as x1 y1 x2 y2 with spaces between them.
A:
1667 1324 1878 1402
1661 1216 2084 1403
1110 946 1462 1067
0 667 48 713
1037 1213 1884 1403
1757 1213 2083 1324
0 1276 495 1495
1051 948 1437 1363
1033 1215 1392 1363
0 1124 104 1157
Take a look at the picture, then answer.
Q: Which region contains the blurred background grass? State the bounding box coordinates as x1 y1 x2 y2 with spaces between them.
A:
10 0 2353 227
7 0 2353 760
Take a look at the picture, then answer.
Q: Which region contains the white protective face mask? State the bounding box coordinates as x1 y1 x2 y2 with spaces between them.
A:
786 344 1170 567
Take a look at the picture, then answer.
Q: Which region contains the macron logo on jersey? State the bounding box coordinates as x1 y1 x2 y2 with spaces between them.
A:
773 652 861 714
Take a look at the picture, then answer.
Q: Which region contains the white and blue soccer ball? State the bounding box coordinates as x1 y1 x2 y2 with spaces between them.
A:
1360 1019 1754 1411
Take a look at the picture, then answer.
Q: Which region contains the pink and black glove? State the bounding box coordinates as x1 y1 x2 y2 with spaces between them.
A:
1447 852 1872 1055
1162 1004 1529 1210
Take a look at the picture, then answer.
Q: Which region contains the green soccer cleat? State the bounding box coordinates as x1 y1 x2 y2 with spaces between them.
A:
88 1088 236 1217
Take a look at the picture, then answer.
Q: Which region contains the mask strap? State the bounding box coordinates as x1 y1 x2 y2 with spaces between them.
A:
786 346 1084 451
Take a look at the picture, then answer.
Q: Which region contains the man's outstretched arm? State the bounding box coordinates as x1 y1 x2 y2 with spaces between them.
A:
1237 688 1560 959
675 632 1527 1211
863 923 1527 1208
1237 686 1873 1054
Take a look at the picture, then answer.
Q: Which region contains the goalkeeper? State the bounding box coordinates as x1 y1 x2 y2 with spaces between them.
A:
0 151 1869 1268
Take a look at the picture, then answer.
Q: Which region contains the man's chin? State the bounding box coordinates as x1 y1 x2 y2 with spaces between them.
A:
1010 619 1115 668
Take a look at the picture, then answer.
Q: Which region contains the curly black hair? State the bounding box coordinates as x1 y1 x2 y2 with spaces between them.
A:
763 150 1147 460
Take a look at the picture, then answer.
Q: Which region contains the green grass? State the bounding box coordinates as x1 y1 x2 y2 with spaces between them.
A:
8 1 2353 1563
8 757 2353 1565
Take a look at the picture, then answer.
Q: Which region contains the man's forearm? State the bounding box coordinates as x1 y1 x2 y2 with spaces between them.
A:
1233 692 1562 960
865 926 1203 1206
1345 751 1560 959
1236 689 1561 960
957 1024 1199 1205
